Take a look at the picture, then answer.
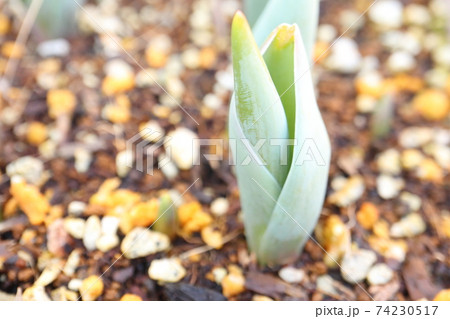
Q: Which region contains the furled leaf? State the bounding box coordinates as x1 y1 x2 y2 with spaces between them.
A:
247 0 320 61
229 13 331 266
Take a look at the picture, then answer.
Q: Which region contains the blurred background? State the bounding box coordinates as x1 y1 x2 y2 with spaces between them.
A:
0 0 449 301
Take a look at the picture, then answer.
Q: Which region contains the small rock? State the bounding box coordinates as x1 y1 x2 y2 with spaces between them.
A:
401 149 425 170
210 197 229 216
404 4 431 26
221 266 245 298
63 249 81 276
74 148 92 173
369 0 403 29
376 174 404 199
47 219 70 256
36 38 70 57
6 156 44 185
356 202 380 230
413 89 449 121
399 127 434 148
67 201 87 216
367 263 394 285
317 24 337 43
35 261 62 286
328 175 365 207
434 289 450 301
116 150 133 177
399 192 422 212
387 51 416 73
278 267 305 284
64 218 85 239
325 37 362 74
159 154 179 180
83 216 101 251
432 44 450 69
120 294 142 301
139 120 165 142
22 285 51 301
341 249 377 284
390 213 426 238
96 234 119 252
101 216 120 235
79 275 104 301
376 149 401 175
121 227 170 259
316 275 338 296
68 278 83 291
165 127 200 170
212 267 228 285
148 258 186 283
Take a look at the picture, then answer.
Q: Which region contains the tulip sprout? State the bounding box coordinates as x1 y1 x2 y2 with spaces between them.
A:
243 0 320 60
229 12 330 266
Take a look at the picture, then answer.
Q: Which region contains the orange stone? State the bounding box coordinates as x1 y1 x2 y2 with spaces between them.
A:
10 179 50 225
356 202 380 230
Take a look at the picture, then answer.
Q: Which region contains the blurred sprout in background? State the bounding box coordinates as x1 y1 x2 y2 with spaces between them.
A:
23 0 85 39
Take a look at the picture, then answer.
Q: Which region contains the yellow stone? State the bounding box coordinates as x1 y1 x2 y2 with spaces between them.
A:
26 122 48 146
145 47 168 68
0 14 10 35
222 266 245 298
201 226 223 249
373 219 390 238
314 41 330 63
102 75 135 96
252 295 273 301
47 89 76 119
356 202 379 230
355 76 383 98
120 293 142 301
103 104 131 124
10 179 50 225
79 275 104 301
199 47 217 69
413 89 449 121
416 158 443 183
433 289 450 301
1 42 24 59
442 215 450 238
401 149 424 170
119 199 159 234
315 215 350 267
3 197 18 219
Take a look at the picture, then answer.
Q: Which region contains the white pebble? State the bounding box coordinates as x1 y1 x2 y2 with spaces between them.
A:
369 0 403 29
404 4 431 26
367 263 394 285
317 24 337 43
341 249 377 284
399 127 434 148
64 218 86 239
101 216 120 235
140 120 165 142
159 154 179 180
325 38 362 74
67 201 86 216
148 258 186 283
165 127 200 170
68 279 83 291
278 267 305 284
387 51 416 73
37 38 70 57
83 216 101 251
116 150 133 177
6 156 44 185
377 174 404 199
432 44 450 68
390 213 426 238
96 234 119 252
63 250 81 276
210 197 229 216
121 227 170 259
376 149 401 175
